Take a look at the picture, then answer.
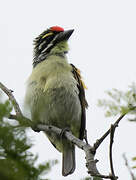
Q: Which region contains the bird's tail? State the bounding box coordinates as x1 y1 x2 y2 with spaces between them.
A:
62 141 75 176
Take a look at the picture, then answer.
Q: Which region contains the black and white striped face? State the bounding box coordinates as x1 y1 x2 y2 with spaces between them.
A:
33 26 74 67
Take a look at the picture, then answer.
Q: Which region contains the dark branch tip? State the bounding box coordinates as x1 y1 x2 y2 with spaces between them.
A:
9 89 14 93
94 159 99 163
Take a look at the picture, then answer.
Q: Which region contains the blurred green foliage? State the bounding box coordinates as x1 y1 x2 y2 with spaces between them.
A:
93 177 102 180
132 157 136 169
98 83 136 121
0 98 57 180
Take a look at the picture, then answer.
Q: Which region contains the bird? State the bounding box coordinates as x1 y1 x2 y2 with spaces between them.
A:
24 26 88 176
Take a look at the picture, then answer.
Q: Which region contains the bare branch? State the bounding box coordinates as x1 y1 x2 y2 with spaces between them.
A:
93 114 126 151
109 125 117 180
0 82 22 116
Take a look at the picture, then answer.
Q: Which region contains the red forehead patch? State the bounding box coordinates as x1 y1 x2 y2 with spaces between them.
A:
50 26 64 32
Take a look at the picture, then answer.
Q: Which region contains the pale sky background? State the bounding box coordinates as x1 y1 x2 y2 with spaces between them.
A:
0 0 136 179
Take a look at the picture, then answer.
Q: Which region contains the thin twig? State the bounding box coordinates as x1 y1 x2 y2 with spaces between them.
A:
0 82 22 116
109 125 117 180
93 105 136 152
123 154 136 180
93 114 126 151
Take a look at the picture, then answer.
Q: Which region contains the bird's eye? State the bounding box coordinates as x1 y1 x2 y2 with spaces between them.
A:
42 32 54 39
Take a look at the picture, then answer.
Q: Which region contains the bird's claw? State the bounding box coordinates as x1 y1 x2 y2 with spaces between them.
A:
60 127 70 138
31 124 41 132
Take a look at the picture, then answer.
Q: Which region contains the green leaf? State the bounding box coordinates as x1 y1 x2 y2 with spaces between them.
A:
132 157 136 161
98 83 136 121
0 98 57 179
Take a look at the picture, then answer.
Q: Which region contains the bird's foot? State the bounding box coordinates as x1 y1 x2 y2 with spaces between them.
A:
31 124 41 132
60 127 70 138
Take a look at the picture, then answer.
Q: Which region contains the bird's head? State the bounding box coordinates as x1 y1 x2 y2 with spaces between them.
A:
33 26 74 67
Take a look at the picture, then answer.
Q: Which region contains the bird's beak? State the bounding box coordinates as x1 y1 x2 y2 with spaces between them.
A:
55 29 74 43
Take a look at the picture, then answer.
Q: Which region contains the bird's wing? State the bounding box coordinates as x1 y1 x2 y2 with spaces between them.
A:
70 64 88 140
